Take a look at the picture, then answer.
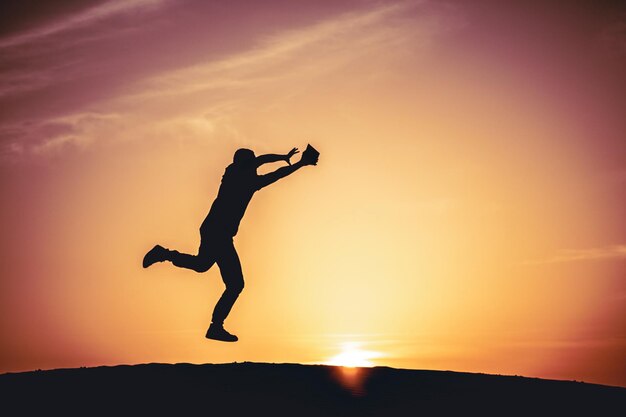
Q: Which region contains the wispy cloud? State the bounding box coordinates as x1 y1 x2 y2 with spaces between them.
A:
30 112 122 154
523 245 626 265
129 1 432 100
0 59 84 98
0 0 171 101
9 0 458 157
0 0 168 49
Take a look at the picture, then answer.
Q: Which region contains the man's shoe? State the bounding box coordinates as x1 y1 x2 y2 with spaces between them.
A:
206 324 238 342
143 245 167 268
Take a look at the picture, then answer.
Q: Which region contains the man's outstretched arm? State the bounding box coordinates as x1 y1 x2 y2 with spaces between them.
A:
256 152 317 190
254 148 299 167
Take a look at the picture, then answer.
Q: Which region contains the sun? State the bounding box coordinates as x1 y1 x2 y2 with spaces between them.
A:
326 342 379 368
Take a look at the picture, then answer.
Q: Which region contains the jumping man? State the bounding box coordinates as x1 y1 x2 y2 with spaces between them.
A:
143 145 319 342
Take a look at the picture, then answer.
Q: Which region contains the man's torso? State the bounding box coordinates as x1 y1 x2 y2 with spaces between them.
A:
201 163 259 237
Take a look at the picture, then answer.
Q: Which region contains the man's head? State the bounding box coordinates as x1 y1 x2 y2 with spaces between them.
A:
233 148 255 166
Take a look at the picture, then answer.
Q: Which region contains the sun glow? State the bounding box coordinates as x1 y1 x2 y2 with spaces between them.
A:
326 342 380 368
1 0 624 389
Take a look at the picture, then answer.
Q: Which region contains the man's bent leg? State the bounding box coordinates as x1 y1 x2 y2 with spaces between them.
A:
169 251 214 273
165 236 216 273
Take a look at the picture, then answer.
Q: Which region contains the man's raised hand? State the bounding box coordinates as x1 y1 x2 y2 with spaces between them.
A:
285 147 299 165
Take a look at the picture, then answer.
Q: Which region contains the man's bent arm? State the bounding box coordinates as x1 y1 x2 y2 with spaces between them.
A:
256 160 305 189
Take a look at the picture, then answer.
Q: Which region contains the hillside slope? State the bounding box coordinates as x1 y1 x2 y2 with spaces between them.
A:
1 362 624 415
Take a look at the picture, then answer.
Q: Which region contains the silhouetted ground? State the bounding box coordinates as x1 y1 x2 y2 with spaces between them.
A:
1 362 624 415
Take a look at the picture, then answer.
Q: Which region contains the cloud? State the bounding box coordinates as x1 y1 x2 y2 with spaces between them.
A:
30 112 122 154
0 0 168 50
0 59 84 99
129 1 429 100
0 0 171 100
523 245 626 265
0 0 462 158
0 0 462 160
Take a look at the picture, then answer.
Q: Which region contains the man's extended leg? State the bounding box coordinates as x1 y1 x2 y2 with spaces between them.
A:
206 239 244 342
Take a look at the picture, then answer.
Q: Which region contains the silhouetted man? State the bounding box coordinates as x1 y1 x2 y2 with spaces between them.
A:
143 145 319 342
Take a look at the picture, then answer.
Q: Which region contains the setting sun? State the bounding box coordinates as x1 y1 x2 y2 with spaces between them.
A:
326 343 380 368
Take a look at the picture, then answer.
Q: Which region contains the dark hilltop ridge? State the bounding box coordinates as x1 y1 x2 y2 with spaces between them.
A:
1 362 624 415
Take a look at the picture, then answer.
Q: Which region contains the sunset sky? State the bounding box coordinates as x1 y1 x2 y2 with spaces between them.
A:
1 0 625 387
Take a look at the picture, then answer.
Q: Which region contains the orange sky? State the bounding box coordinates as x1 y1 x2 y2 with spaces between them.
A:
1 0 625 387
